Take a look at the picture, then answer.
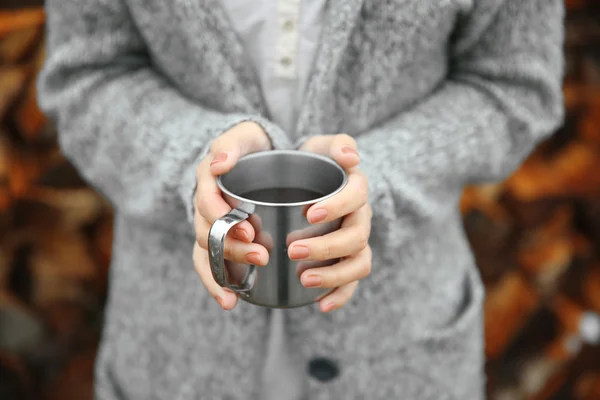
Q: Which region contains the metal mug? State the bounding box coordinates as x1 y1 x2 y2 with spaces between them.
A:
208 150 348 308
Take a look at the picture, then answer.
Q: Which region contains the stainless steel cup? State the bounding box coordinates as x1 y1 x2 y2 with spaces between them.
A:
208 150 348 308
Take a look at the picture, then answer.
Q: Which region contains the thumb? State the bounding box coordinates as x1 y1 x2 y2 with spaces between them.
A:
209 122 271 175
301 134 360 169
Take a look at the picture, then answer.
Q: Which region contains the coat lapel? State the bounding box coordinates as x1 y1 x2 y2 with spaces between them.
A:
200 0 269 115
295 0 365 138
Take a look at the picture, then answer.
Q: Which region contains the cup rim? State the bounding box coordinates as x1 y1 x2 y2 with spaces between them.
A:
216 150 349 207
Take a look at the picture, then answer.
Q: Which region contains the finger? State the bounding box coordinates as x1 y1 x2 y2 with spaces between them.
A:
193 243 238 310
286 223 336 247
298 135 332 154
194 213 269 265
208 122 271 176
255 231 274 253
288 208 371 261
328 134 360 169
246 213 273 251
305 170 368 224
195 160 255 241
318 280 360 313
223 238 270 266
194 201 254 245
300 134 359 169
295 259 336 278
299 246 372 289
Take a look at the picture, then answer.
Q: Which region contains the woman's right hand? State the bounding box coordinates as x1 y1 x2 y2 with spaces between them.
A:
193 122 272 310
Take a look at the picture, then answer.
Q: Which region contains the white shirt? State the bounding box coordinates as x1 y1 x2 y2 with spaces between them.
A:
220 2 328 399
222 0 327 134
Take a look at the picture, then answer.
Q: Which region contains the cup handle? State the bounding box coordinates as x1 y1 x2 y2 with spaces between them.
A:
208 208 256 294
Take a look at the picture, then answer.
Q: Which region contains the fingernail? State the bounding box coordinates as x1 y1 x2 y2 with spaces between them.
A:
215 296 224 308
322 301 336 313
302 274 322 288
307 208 328 224
289 245 310 260
234 228 250 242
210 152 228 166
341 146 359 157
246 252 263 265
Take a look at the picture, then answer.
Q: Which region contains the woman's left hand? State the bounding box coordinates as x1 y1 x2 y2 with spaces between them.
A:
293 134 372 312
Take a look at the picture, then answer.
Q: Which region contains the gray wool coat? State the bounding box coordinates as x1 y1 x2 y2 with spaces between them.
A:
38 0 564 399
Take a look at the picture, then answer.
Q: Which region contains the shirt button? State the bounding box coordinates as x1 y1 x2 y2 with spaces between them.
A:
280 56 292 67
283 20 294 31
308 357 339 382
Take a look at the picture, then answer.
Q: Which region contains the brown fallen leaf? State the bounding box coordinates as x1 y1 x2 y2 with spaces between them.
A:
583 266 600 313
460 183 506 216
41 300 86 340
44 344 96 400
579 90 600 145
552 296 585 335
485 272 540 360
515 207 577 291
0 351 35 400
31 37 46 73
505 141 600 201
0 25 41 63
527 367 569 400
575 373 600 400
563 83 585 112
0 67 29 121
0 135 12 212
14 73 47 142
581 53 600 87
0 292 44 357
23 187 105 231
565 0 588 10
8 151 43 200
92 216 113 293
0 9 45 37
29 229 98 307
518 236 573 292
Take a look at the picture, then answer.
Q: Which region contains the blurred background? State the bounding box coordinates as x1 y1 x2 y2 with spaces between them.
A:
0 1 599 399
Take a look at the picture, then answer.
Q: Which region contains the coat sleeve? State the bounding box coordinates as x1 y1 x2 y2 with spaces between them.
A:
37 0 291 233
355 0 564 243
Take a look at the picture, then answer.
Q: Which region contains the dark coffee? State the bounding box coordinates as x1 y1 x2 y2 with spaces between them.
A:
241 188 323 203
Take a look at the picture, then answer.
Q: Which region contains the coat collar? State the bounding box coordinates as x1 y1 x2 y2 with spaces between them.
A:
205 0 365 137
295 0 365 137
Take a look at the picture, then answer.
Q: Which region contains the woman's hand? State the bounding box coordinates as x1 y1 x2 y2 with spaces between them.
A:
193 122 271 310
295 134 372 312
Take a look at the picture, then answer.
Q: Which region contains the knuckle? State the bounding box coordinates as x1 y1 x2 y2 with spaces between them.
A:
197 233 208 249
320 241 333 260
193 246 206 273
196 195 207 213
365 245 373 260
193 259 202 275
360 258 372 278
193 216 206 247
356 176 369 200
337 133 356 147
365 204 374 219
327 269 341 287
222 240 234 259
195 162 204 178
334 294 349 309
303 136 318 148
195 229 204 246
335 195 349 212
357 232 370 251
209 138 223 154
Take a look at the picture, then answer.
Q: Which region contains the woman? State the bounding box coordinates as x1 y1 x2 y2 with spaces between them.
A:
38 0 564 399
